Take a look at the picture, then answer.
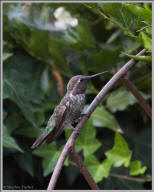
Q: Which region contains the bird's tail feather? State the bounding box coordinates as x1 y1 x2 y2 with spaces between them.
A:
46 132 55 144
31 133 48 149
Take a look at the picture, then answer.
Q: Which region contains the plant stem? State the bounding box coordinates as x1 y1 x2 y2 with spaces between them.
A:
122 75 152 119
110 173 151 183
71 147 99 189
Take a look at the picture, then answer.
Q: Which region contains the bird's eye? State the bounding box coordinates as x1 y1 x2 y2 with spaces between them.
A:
80 79 84 82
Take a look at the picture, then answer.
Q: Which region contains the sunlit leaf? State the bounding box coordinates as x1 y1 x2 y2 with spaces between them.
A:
75 119 101 157
130 161 147 176
140 32 152 52
123 3 152 22
105 132 132 167
85 155 112 183
123 53 152 61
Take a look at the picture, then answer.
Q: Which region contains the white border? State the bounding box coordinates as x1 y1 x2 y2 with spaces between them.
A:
1 1 153 192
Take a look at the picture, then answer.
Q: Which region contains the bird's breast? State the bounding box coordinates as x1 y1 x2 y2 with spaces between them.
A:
69 93 85 120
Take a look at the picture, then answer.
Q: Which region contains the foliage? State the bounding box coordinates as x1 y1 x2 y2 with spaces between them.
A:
3 2 151 190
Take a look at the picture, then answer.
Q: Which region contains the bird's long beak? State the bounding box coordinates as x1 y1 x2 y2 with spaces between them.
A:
82 71 108 80
89 71 109 78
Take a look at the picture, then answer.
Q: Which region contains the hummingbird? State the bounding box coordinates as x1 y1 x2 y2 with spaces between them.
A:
31 71 108 149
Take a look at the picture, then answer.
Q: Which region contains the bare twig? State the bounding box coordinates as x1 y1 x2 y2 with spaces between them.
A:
110 173 151 183
47 49 146 190
71 147 99 189
122 75 152 119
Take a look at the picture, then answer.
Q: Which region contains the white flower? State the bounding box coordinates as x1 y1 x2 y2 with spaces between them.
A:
54 7 78 30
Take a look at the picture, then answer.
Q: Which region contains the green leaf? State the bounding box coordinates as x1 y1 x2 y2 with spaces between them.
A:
3 52 13 62
85 155 112 183
15 125 44 139
106 89 137 112
75 119 101 157
3 125 23 153
102 3 134 36
3 51 44 127
3 78 37 128
48 37 68 69
123 4 152 22
5 112 23 134
91 107 122 132
61 19 95 51
140 32 152 52
123 53 152 61
91 47 119 72
35 112 45 127
14 153 34 177
105 132 132 167
33 142 63 176
107 89 151 113
130 161 147 176
64 165 80 185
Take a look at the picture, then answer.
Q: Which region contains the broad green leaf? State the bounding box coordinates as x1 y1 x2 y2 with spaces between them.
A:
105 132 132 167
14 153 34 177
3 52 13 62
75 119 101 157
3 52 44 127
140 32 152 52
3 78 37 128
91 107 122 132
3 125 23 153
106 89 137 112
33 142 67 176
5 112 23 134
130 161 147 176
107 89 150 112
85 155 112 183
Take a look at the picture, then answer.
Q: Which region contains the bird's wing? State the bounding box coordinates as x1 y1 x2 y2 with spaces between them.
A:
46 102 71 144
31 131 49 149
31 116 56 149
31 101 71 149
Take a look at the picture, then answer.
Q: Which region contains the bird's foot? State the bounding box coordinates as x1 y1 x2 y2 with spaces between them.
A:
65 124 74 130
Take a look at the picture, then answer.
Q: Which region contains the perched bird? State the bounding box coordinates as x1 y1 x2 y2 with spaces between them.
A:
31 71 108 149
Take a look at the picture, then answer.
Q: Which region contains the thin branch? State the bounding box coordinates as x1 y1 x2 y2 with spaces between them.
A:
110 173 151 183
122 75 152 119
47 49 146 190
71 147 99 190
